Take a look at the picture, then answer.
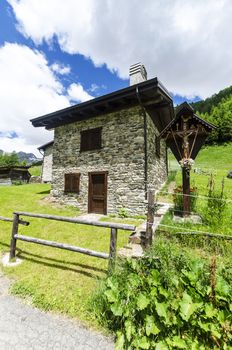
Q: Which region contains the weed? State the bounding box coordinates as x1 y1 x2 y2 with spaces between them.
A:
92 244 232 349
118 208 129 218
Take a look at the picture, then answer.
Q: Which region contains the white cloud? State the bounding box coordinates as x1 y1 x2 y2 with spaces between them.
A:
0 43 69 156
67 83 93 102
51 62 71 75
8 0 232 98
89 83 99 93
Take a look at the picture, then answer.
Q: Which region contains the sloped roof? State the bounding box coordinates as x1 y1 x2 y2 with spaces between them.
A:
160 102 216 138
31 77 174 132
160 102 216 161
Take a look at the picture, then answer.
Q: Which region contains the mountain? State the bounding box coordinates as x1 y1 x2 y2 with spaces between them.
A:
0 150 40 165
17 151 38 163
191 86 232 144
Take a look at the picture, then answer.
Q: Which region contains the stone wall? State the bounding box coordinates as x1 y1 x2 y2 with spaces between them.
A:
51 106 167 215
146 113 168 191
42 144 53 183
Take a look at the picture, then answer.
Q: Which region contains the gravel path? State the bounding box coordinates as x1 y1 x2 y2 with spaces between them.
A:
0 273 114 350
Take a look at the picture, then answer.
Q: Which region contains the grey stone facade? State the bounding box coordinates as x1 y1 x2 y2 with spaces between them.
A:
41 144 53 183
51 106 167 215
147 113 167 191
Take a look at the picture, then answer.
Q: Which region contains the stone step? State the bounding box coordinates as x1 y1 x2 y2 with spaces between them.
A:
118 243 144 258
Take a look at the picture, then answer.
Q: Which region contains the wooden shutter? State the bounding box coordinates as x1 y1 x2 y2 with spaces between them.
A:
64 173 80 193
80 128 102 152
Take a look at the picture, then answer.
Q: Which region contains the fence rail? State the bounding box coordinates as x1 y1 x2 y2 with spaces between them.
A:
9 212 136 271
0 215 29 226
14 211 135 230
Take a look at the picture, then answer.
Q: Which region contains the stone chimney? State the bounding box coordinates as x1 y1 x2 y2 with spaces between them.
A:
129 63 147 86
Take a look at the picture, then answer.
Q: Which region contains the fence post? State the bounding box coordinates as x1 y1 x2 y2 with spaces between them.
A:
108 228 118 272
9 213 19 260
145 190 155 247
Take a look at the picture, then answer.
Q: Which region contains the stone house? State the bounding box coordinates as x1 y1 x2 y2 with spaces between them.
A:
38 141 53 183
31 64 174 215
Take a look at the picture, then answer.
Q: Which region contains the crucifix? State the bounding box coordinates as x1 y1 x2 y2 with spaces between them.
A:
160 102 216 217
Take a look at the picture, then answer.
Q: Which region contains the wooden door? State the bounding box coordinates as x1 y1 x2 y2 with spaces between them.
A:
88 172 108 214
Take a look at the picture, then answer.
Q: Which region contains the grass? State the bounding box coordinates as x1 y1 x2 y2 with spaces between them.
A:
168 143 232 196
158 143 232 262
0 183 139 328
29 165 42 177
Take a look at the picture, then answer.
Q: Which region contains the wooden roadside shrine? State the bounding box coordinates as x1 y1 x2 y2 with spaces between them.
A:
160 102 216 216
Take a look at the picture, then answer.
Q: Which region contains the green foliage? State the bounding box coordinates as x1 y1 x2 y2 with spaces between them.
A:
30 165 41 176
167 170 177 184
93 248 232 349
191 87 232 144
173 186 198 214
0 151 21 167
203 176 227 227
192 85 232 115
118 208 129 218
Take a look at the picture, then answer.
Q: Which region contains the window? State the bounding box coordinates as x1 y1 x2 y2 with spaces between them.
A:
155 135 161 158
64 173 80 193
80 127 102 152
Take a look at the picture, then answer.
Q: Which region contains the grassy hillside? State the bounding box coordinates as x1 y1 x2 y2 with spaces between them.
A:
169 143 232 198
160 143 232 262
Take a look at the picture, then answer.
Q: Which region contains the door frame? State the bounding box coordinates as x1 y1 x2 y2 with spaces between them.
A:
88 171 108 215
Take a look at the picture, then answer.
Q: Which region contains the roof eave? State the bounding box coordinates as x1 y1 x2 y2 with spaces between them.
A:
31 77 173 129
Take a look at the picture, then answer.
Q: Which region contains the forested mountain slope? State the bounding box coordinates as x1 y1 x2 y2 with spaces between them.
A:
191 86 232 143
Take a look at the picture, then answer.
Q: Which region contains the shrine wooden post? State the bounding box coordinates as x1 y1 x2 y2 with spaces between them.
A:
182 166 190 216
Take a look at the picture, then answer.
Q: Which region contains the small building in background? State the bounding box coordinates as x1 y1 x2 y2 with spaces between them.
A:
0 166 31 185
38 141 53 183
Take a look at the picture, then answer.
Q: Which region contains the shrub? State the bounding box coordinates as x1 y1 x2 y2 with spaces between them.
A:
92 240 232 349
173 186 198 214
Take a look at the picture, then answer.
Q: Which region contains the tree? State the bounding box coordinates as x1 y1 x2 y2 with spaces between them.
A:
0 151 20 167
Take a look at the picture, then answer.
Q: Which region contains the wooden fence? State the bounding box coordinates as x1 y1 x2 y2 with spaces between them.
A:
0 215 29 226
9 211 136 271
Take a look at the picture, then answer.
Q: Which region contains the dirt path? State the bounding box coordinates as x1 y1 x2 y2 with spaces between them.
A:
0 273 114 350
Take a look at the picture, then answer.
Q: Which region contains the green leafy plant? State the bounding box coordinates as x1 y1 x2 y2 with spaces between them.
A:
173 186 198 214
118 208 129 218
92 244 232 349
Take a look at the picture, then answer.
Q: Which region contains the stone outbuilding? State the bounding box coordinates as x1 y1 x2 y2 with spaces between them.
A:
31 64 174 215
38 141 54 183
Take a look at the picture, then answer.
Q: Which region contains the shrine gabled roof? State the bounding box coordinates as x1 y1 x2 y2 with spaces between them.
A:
30 77 174 130
160 102 216 138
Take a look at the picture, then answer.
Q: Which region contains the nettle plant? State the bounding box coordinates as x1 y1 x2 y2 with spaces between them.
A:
94 255 232 349
203 175 227 226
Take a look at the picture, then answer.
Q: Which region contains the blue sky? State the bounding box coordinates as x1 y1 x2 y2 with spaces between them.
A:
0 0 231 155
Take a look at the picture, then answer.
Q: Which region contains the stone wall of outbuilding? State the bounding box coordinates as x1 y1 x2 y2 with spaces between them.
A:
41 145 53 183
51 106 167 215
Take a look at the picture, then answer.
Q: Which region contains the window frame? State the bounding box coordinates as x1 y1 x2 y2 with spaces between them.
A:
64 173 80 193
80 127 102 152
